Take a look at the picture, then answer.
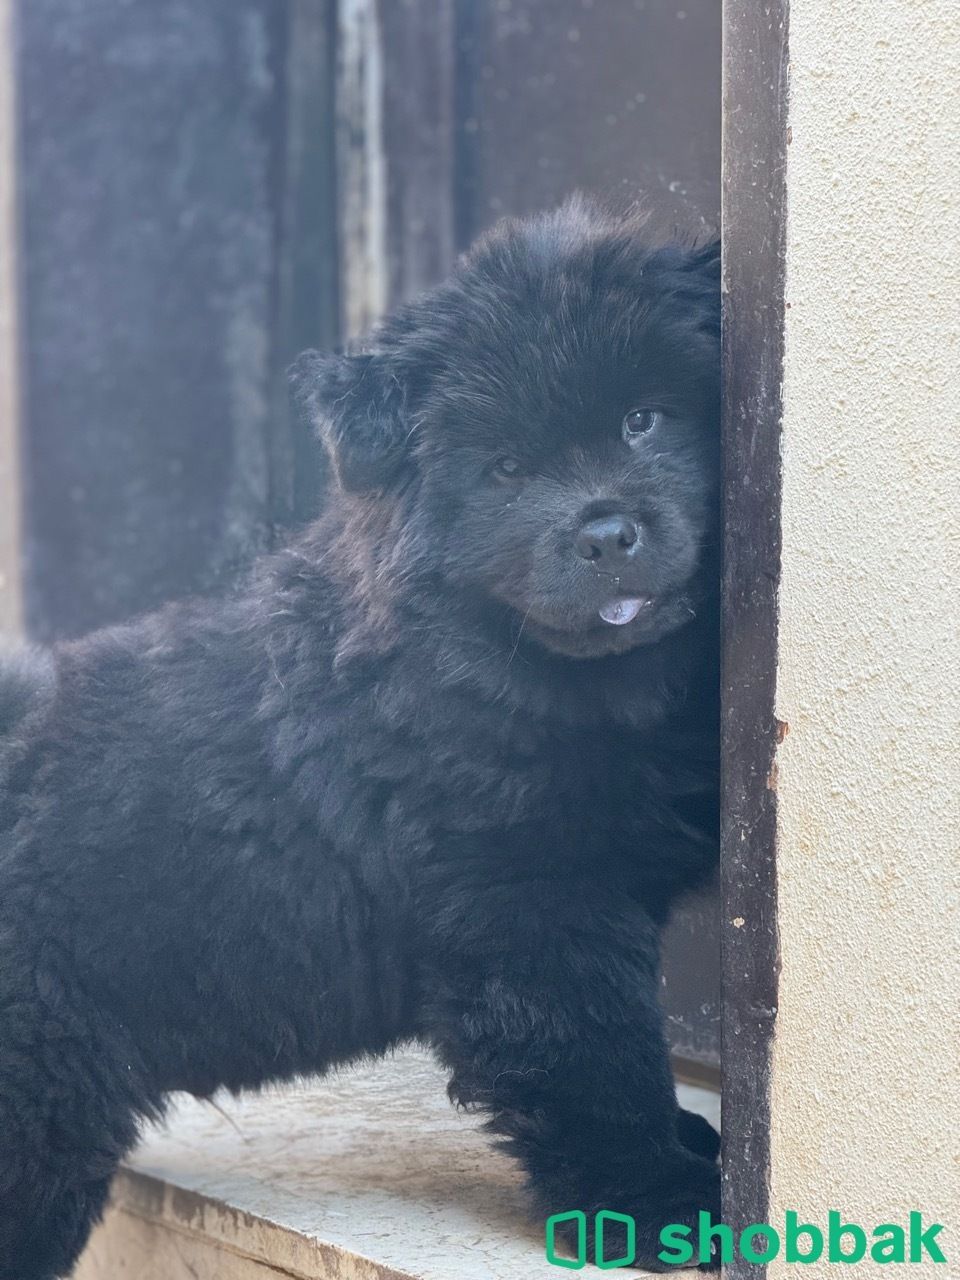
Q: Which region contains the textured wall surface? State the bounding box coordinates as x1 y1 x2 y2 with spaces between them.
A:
14 0 290 641
772 0 960 1269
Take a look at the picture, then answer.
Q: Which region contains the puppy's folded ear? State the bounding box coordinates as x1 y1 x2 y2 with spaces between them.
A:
290 350 409 492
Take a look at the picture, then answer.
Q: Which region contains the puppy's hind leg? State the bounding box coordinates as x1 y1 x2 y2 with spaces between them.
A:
0 955 159 1280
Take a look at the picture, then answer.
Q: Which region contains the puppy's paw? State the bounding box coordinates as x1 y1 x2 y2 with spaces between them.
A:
546 1154 721 1271
676 1107 721 1162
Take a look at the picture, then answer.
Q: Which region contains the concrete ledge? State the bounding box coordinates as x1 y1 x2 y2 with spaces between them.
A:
76 1048 718 1279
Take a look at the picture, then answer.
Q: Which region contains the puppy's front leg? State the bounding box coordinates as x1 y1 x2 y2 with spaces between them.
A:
422 880 720 1271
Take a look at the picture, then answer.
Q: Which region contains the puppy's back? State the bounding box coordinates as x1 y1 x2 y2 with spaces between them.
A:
0 644 55 742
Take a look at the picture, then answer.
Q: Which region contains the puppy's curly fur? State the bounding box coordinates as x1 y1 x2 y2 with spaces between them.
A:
0 202 721 1276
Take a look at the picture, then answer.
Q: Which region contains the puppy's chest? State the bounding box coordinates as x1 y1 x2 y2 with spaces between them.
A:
322 688 716 885
497 727 718 904
540 730 699 832
430 717 714 842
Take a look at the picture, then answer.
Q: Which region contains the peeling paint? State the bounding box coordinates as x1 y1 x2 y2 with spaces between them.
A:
337 0 388 338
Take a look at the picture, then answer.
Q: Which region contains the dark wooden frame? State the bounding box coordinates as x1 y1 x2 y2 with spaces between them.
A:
719 1 788 1272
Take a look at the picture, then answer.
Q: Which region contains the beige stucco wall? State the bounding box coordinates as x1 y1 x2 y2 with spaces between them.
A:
771 0 960 1272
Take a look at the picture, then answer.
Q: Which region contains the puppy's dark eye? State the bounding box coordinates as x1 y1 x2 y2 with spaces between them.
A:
492 456 523 482
622 409 661 442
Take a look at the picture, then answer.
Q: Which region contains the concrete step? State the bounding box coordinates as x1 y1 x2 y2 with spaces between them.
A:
76 1047 719 1279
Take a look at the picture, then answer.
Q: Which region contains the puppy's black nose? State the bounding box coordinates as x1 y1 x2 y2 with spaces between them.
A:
575 515 639 564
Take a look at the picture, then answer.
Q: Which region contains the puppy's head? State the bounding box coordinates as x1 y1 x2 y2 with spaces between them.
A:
294 202 719 660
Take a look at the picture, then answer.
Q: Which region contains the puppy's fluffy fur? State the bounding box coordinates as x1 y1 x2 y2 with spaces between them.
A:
0 202 721 1276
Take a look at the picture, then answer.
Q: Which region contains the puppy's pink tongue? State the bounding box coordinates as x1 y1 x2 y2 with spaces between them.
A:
599 597 648 626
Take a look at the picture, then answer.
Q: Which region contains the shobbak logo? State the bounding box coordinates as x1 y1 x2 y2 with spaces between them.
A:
545 1209 948 1269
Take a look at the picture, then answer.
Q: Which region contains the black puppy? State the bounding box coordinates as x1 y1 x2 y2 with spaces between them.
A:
0 201 721 1277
